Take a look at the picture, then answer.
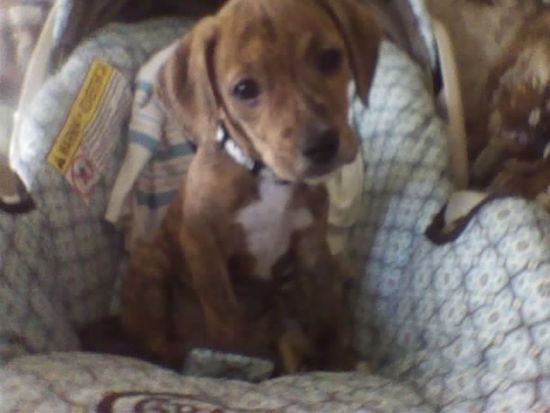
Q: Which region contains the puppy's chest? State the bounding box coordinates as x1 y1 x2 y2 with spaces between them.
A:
235 179 313 280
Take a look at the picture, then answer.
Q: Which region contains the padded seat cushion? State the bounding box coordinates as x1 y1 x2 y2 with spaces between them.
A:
0 353 435 412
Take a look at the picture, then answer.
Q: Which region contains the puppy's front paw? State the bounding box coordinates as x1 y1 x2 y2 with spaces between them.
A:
355 360 372 373
278 327 311 373
536 192 550 212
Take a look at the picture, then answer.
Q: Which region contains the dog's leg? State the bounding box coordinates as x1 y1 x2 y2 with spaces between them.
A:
180 222 247 348
120 242 186 367
181 220 284 361
277 326 310 373
471 138 510 186
287 210 357 371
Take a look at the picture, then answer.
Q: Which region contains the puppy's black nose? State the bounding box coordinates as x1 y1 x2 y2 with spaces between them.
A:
301 128 339 164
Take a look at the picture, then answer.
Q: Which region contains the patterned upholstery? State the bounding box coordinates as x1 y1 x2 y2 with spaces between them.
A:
1 19 194 367
0 353 432 412
1 11 550 413
381 199 550 412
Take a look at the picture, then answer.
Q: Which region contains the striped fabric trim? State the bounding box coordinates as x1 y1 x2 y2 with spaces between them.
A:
107 42 202 247
135 80 154 96
154 143 195 162
136 189 178 209
128 131 159 152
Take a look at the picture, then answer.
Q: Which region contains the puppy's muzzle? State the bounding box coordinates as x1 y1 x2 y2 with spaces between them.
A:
301 127 340 165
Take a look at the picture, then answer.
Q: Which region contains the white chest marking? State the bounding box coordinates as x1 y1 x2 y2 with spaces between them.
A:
236 178 313 280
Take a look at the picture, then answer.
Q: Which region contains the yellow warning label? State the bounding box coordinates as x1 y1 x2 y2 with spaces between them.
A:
48 60 114 174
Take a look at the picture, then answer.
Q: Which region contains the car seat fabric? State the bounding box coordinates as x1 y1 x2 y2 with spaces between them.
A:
0 18 194 364
3 6 550 413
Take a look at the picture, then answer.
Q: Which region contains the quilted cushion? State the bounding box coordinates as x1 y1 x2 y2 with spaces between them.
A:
351 40 550 411
380 199 550 412
348 40 451 360
0 353 434 412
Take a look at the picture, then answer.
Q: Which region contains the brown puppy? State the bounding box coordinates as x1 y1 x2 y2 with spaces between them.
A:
472 10 550 190
120 0 381 373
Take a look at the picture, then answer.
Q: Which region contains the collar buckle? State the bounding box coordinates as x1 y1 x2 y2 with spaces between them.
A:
216 122 263 174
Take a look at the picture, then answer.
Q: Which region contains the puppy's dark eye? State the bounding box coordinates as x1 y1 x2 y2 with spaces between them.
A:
317 48 343 74
232 78 261 101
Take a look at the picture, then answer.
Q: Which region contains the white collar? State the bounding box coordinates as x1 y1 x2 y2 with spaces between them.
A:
216 122 263 174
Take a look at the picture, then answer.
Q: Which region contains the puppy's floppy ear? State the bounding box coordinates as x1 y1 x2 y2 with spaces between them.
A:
157 17 220 145
318 0 382 105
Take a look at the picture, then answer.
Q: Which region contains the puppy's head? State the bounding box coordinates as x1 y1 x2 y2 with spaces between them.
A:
158 0 381 182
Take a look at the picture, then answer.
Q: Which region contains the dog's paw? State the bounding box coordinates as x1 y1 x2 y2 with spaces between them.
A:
354 360 372 374
536 192 550 212
277 327 311 374
183 348 274 382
